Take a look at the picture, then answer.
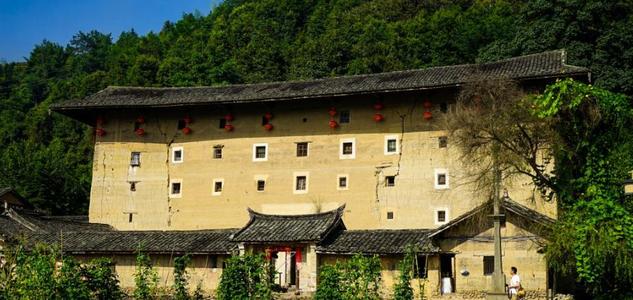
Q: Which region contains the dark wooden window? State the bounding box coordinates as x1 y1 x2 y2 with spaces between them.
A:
437 173 447 185
386 176 395 187
338 176 347 188
440 102 448 113
296 142 308 157
171 182 181 195
219 118 226 129
177 119 186 130
130 152 141 166
437 210 446 223
339 110 350 123
387 139 397 153
484 256 494 275
214 181 223 193
342 142 353 155
255 146 267 159
439 136 448 148
387 211 394 219
257 180 265 191
296 176 307 191
173 149 183 162
261 116 269 126
213 145 223 159
415 256 428 278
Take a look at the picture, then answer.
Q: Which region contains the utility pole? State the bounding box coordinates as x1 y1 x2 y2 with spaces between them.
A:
487 142 507 299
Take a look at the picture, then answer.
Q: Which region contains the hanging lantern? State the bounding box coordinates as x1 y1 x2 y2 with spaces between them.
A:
95 128 106 137
329 120 339 129
373 113 384 122
224 124 234 132
182 127 192 135
295 247 302 263
328 107 337 117
373 103 384 110
264 112 273 120
136 116 145 124
135 128 145 137
423 99 433 109
96 116 105 126
183 115 192 124
264 123 274 131
423 111 433 120
224 114 234 122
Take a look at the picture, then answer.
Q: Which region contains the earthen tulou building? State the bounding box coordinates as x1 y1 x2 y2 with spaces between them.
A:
0 50 589 298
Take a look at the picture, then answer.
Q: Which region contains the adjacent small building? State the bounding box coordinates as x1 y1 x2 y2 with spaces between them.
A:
2 50 589 298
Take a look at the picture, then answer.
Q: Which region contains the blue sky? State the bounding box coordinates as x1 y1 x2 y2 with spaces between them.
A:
0 0 221 62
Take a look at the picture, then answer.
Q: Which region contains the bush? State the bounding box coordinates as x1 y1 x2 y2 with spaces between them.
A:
82 257 124 300
315 254 382 300
393 251 414 300
173 255 191 300
134 250 159 300
216 254 272 300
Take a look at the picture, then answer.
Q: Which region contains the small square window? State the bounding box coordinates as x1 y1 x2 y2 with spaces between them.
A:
338 176 347 189
387 211 394 219
130 152 141 166
483 256 494 276
385 135 399 155
253 144 268 161
339 111 350 124
171 182 182 196
385 176 395 187
439 136 448 148
296 176 307 191
434 169 449 189
387 139 397 152
257 180 265 191
296 142 309 157
213 180 223 195
172 147 183 163
437 210 446 223
130 182 137 192
340 139 356 159
213 145 223 159
342 143 353 155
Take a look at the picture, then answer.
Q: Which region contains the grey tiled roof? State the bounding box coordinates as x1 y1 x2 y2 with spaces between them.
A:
28 230 238 254
317 229 439 255
231 206 346 243
51 50 588 111
428 198 556 238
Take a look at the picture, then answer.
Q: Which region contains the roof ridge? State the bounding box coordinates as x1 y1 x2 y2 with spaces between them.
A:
247 204 345 219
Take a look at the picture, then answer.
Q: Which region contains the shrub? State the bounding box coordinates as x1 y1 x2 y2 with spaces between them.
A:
393 250 414 300
216 253 272 300
316 254 382 300
134 250 159 300
82 257 124 300
173 255 191 300
315 263 343 300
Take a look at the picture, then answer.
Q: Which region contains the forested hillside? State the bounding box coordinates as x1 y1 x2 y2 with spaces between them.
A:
0 0 632 215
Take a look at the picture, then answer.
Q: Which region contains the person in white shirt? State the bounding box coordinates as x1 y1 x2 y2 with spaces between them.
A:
508 266 521 300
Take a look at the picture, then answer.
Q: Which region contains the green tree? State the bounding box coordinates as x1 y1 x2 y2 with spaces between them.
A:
173 255 192 300
216 254 272 300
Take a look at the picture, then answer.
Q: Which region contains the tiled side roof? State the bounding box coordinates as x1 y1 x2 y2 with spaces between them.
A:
27 230 238 254
8 210 113 233
51 50 588 111
231 206 346 243
428 199 556 239
317 229 439 255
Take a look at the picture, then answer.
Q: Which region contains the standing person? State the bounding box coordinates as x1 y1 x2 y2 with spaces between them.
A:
508 266 521 300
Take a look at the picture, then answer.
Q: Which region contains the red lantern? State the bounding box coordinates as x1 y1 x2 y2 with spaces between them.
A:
329 120 338 129
295 247 302 263
224 114 234 122
373 113 384 122
224 124 234 132
373 103 384 110
328 107 337 117
95 128 106 137
423 99 433 109
264 112 273 120
96 116 104 126
183 115 192 124
135 128 145 136
136 116 145 124
182 127 192 135
423 111 433 120
264 123 274 131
